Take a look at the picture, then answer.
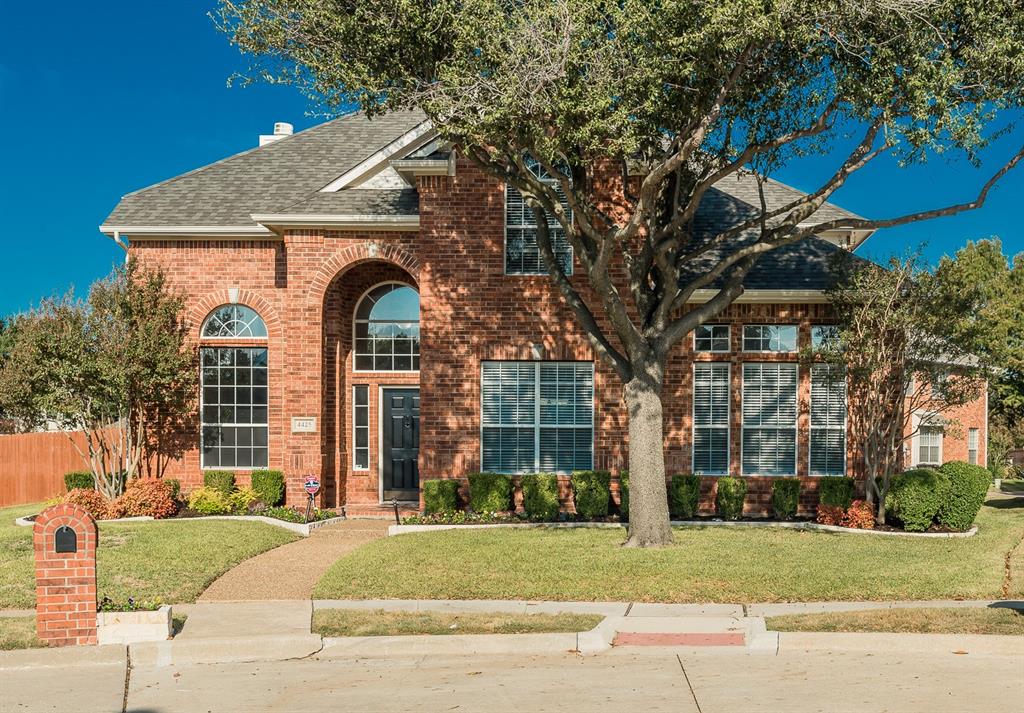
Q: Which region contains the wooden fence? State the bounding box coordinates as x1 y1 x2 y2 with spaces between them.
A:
0 431 91 507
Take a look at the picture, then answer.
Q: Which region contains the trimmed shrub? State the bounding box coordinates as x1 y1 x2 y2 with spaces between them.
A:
204 470 236 496
816 503 844 526
819 477 855 509
572 470 611 520
521 473 560 521
109 479 178 519
715 477 747 520
841 500 875 529
771 478 801 520
885 468 949 532
669 474 701 519
164 479 181 502
467 473 513 512
422 479 460 515
64 488 110 520
64 471 94 492
188 486 232 515
250 469 285 507
617 471 629 520
936 461 990 531
229 487 260 514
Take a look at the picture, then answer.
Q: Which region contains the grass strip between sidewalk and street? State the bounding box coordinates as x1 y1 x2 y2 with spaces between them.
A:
0 502 298 609
766 607 1024 635
312 609 604 637
0 616 45 651
315 501 1024 603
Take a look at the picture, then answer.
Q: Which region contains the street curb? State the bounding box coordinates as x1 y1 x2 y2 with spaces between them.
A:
129 634 324 667
778 631 1024 658
0 644 127 670
319 632 579 657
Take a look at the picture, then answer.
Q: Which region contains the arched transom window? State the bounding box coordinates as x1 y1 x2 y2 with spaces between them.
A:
199 304 269 469
202 305 268 338
354 283 420 372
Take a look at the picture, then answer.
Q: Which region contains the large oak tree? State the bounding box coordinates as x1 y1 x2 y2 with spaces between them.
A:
218 0 1024 546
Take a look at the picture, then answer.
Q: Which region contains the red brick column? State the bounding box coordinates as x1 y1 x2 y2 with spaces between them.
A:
33 504 98 646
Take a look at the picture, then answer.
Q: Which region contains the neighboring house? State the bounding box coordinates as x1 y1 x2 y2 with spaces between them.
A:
101 110 987 516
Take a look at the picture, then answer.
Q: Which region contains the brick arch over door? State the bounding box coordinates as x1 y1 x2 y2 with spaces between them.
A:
188 289 283 342
308 242 421 313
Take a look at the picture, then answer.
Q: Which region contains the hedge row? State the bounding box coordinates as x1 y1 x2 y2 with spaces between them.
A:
885 461 989 532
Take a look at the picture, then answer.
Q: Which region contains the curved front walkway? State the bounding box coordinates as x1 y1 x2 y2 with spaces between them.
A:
198 519 390 601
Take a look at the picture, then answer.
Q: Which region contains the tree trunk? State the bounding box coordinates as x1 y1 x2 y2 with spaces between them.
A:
622 375 674 548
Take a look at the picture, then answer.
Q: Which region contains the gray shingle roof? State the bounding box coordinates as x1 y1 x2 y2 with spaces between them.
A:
103 109 426 226
276 189 419 216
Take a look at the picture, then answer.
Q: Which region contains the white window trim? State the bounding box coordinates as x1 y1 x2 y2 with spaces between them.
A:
479 361 595 474
808 364 848 477
968 428 980 465
199 346 270 471
352 385 370 471
352 281 421 375
911 411 944 467
740 362 799 476
693 324 731 354
503 176 574 277
741 324 799 353
691 362 731 476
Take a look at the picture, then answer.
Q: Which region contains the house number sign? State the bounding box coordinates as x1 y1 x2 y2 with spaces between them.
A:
291 417 317 433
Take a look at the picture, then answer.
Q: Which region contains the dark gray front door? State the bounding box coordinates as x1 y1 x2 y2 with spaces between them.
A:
382 388 419 501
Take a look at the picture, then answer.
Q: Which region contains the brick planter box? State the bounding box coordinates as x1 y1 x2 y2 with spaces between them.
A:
97 605 173 645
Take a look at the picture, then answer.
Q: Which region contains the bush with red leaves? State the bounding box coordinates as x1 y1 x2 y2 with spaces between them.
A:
109 479 177 519
816 503 845 526
64 488 111 520
840 500 875 529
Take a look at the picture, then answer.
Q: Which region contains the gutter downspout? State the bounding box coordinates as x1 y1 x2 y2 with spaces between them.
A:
110 230 130 263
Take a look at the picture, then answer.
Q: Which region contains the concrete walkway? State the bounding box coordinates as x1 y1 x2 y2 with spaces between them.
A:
198 519 389 601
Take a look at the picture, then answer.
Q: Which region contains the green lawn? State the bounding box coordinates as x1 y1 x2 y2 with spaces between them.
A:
314 500 1024 603
0 503 298 609
312 609 603 637
0 616 44 650
767 607 1024 635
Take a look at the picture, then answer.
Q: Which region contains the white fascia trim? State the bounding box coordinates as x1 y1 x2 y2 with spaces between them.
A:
688 289 827 304
99 224 274 238
250 214 420 232
389 158 452 176
320 122 437 192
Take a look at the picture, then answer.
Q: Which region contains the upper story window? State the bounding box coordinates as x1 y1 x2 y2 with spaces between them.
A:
505 158 573 275
202 305 268 339
811 325 841 351
694 324 730 353
743 325 797 353
354 283 420 372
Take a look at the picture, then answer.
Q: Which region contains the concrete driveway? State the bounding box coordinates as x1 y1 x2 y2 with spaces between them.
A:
4 646 1021 713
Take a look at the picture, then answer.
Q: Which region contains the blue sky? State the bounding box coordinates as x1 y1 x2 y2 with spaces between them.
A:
1 2 1021 318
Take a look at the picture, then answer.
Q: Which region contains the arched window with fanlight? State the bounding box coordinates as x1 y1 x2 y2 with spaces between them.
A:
354 283 420 372
200 305 269 469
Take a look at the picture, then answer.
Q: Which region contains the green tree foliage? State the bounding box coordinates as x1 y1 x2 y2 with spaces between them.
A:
0 262 198 498
218 0 1024 545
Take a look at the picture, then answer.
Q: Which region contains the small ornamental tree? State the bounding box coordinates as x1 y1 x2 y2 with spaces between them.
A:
0 262 198 499
820 251 1005 520
219 0 1024 545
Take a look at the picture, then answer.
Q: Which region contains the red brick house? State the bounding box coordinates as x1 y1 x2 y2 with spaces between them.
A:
100 110 987 516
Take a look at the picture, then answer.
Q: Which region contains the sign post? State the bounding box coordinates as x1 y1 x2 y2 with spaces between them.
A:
303 476 321 523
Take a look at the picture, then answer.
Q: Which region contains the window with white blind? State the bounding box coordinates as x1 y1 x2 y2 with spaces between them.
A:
481 361 593 473
968 428 979 465
742 363 798 475
743 325 797 352
917 425 943 465
809 365 847 476
692 364 730 475
694 325 730 353
505 159 573 275
353 385 369 470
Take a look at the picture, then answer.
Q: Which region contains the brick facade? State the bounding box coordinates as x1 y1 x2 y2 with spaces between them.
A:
130 158 987 516
33 504 98 646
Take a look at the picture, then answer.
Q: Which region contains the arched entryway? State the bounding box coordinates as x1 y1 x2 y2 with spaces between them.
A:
321 261 420 509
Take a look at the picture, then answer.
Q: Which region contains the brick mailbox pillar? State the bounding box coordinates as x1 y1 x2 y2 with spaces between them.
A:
33 504 98 646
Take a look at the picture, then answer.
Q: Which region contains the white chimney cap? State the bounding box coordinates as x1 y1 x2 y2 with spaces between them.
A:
274 122 294 136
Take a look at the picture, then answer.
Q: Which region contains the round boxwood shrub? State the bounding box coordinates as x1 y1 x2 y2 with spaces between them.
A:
771 478 801 520
64 471 94 492
522 473 560 521
617 471 629 520
422 479 460 515
572 471 611 520
885 468 949 532
188 486 232 515
467 472 513 512
715 477 747 520
819 477 855 509
250 469 285 507
669 474 701 519
203 470 236 496
936 461 990 531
